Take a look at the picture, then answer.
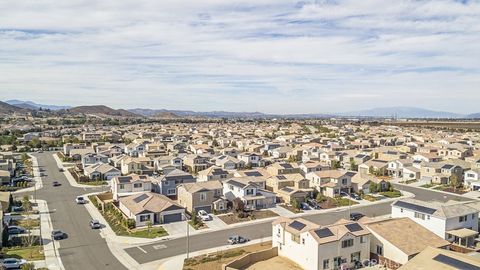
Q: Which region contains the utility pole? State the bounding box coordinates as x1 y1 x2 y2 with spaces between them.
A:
186 215 190 259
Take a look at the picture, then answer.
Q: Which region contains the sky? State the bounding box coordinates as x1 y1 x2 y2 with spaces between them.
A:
0 0 479 114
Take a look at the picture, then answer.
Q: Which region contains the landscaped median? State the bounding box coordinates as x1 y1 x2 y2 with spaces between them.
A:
89 194 168 239
217 210 278 225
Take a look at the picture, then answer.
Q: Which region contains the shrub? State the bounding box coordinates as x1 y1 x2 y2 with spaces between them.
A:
127 219 136 229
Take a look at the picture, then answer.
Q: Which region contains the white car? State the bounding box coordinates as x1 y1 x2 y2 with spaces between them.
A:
75 196 86 204
197 210 212 221
2 258 27 269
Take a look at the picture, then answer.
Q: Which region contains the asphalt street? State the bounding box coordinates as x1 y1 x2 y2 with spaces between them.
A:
32 152 128 270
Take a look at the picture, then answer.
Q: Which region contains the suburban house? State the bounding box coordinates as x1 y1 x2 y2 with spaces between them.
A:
63 143 87 156
350 174 388 194
81 152 109 168
177 180 226 213
197 166 233 182
266 162 301 176
272 217 371 270
392 198 480 250
0 170 10 185
111 174 153 200
306 170 356 197
119 192 185 227
182 154 210 173
214 155 245 170
120 157 155 175
152 169 196 197
153 156 183 174
299 161 327 175
398 246 480 270
365 217 450 268
84 163 121 181
238 152 262 167
223 178 275 210
358 159 389 176
464 169 480 191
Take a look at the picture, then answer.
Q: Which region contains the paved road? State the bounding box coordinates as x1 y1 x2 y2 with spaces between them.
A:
393 183 471 202
125 182 473 265
32 152 128 270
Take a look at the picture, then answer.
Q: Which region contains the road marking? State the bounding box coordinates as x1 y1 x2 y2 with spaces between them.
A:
153 244 167 250
137 246 147 253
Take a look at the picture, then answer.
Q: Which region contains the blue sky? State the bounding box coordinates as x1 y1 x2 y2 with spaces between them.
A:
0 0 479 114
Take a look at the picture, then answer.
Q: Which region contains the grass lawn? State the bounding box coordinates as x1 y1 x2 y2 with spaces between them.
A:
420 183 435 188
183 242 272 270
218 210 278 225
335 198 359 207
3 246 44 261
279 204 303 214
433 185 448 191
11 219 40 229
126 227 168 238
379 190 402 198
361 195 378 202
79 180 108 186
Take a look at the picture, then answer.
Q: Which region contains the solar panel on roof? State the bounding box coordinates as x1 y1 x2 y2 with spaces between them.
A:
277 175 286 180
433 254 480 270
345 223 363 232
288 221 306 231
315 228 334 238
283 187 293 192
245 171 262 177
394 200 437 215
282 164 293 169
133 194 149 203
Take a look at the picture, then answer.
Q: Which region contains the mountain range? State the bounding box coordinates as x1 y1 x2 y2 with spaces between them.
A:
2 100 480 119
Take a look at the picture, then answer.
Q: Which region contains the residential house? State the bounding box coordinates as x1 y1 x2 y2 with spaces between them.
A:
84 163 121 181
399 246 480 270
272 217 371 270
223 178 275 210
152 169 196 197
183 154 210 174
111 174 153 200
119 192 185 227
238 152 263 167
81 152 108 168
120 157 154 175
177 180 225 213
197 166 233 182
306 170 356 197
464 169 480 191
266 162 300 176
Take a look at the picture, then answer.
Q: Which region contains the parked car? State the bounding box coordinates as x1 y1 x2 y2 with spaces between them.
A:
37 150 43 153
75 196 86 204
300 202 310 210
197 210 212 221
350 212 365 221
350 193 361 200
228 235 249 245
340 191 349 197
59 168 64 172
11 206 24 212
8 226 26 235
307 199 321 210
51 230 67 240
1 258 27 269
52 181 61 187
90 219 101 229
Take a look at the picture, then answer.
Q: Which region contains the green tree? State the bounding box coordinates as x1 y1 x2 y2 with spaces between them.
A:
20 262 35 270
146 220 153 235
369 182 378 193
22 195 32 212
191 210 199 226
450 174 461 192
349 159 358 171
291 198 300 210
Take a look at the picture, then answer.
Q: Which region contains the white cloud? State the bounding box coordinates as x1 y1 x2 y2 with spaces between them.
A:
0 0 479 114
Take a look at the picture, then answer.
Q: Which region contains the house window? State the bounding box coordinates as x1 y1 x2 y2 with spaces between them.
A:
376 245 383 256
167 189 176 195
200 192 207 201
291 234 300 243
229 185 234 190
360 235 367 243
472 214 475 219
133 183 142 188
119 184 125 190
342 178 347 185
414 212 425 220
341 239 354 248
460 215 468 222
139 215 150 222
323 259 329 269
302 238 305 245
246 189 254 195
400 208 403 213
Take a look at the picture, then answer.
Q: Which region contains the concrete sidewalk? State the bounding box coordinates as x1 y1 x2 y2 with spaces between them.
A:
38 199 65 270
13 154 44 195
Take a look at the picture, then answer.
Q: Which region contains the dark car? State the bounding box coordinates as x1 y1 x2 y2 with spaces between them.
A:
350 212 365 221
11 206 24 212
52 181 61 187
307 199 321 209
8 226 26 235
228 235 249 245
90 220 101 229
350 193 361 200
58 168 64 172
300 202 310 210
51 230 67 240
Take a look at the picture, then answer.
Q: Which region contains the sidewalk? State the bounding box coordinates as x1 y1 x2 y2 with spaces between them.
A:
14 154 44 194
38 199 65 270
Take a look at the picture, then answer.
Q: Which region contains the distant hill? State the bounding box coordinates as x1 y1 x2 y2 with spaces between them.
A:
6 99 71 110
340 107 463 119
0 101 30 114
467 113 480 119
152 112 180 119
129 108 270 118
66 105 141 118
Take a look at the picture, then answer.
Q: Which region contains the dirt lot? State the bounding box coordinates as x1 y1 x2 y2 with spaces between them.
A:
218 210 278 225
245 256 303 270
183 242 272 270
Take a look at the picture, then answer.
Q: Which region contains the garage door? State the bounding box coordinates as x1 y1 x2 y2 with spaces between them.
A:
194 205 212 214
163 213 183 224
